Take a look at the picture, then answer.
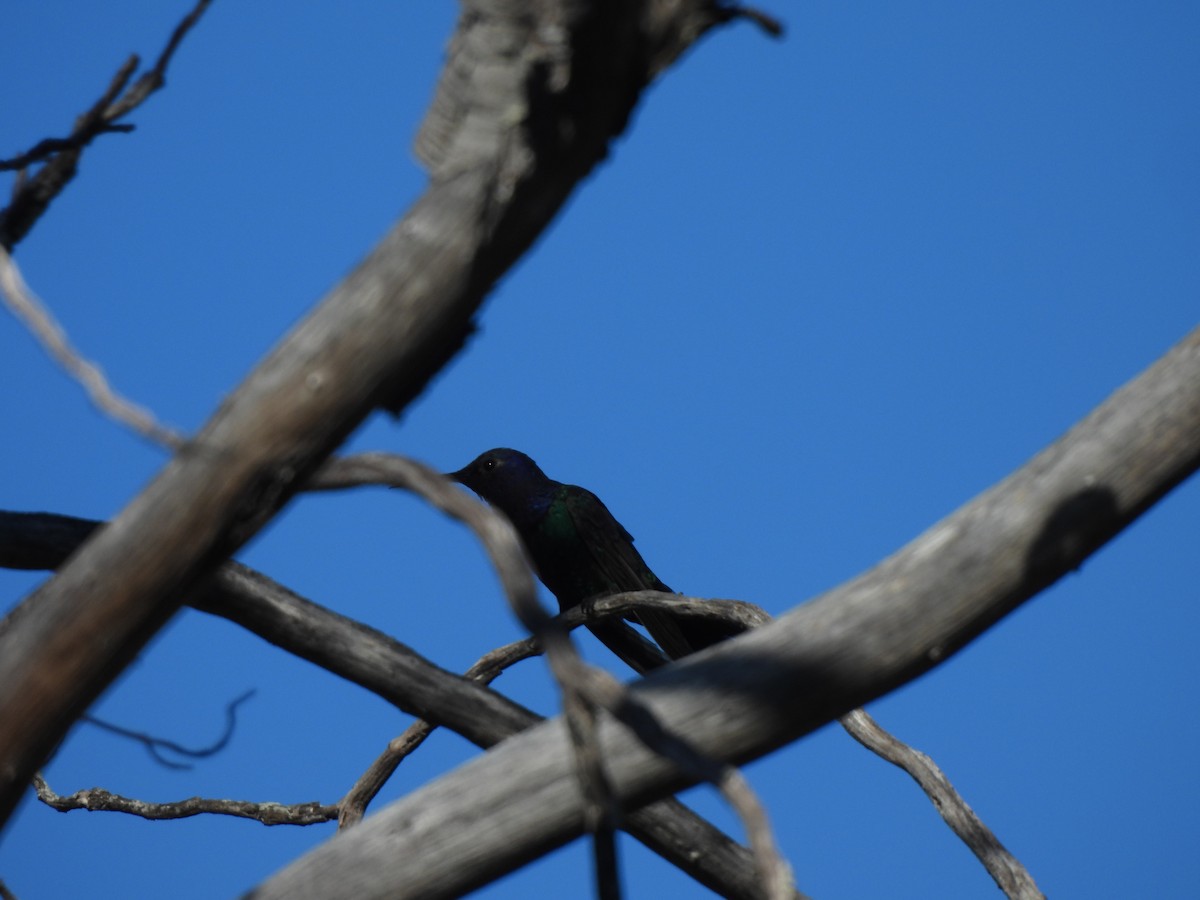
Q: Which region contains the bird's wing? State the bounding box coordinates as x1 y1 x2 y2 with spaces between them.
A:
562 487 701 661
560 487 669 592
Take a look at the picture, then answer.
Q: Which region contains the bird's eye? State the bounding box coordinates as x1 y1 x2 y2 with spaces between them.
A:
482 458 496 471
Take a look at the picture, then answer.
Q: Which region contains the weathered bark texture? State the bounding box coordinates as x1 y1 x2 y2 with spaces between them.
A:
0 507 793 899
0 0 736 825
4 2 1196 896
245 329 1200 898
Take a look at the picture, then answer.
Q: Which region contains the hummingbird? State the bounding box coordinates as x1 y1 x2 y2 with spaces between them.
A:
448 448 742 672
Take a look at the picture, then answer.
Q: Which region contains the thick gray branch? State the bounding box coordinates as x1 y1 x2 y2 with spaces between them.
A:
247 330 1200 898
0 0 733 826
0 508 790 900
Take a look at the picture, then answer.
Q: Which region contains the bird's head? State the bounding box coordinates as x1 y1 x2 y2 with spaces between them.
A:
447 448 555 519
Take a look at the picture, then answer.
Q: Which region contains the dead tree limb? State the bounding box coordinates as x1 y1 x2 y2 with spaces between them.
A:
0 0 754 826
0 507 801 900
246 327 1200 898
32 774 336 827
840 709 1043 900
0 0 214 251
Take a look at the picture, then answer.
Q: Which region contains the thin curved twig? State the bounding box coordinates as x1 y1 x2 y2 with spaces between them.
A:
840 709 1044 899
33 773 336 827
598 594 1042 897
314 452 623 893
0 2 212 447
81 690 256 770
337 640 542 829
333 456 1027 899
0 249 185 449
0 506 805 899
0 0 760 844
562 654 795 900
323 454 793 898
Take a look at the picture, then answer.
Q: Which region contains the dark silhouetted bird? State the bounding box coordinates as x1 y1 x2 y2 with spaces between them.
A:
449 448 742 672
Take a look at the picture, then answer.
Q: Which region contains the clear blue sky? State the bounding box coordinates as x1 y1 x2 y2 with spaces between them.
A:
3 2 1198 898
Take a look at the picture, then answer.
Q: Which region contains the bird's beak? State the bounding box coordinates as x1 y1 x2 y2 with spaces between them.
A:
445 468 467 485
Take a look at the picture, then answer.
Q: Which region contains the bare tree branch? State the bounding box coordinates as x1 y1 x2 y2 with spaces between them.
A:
336 595 761 829
268 450 789 896
0 508 792 899
0 0 742 828
595 593 1038 895
0 249 185 449
33 774 335 827
717 4 785 36
337 634 544 829
0 499 1123 896
317 456 626 883
108 0 215 119
81 690 255 770
245 327 1200 899
565 660 794 899
9 4 1180 897
586 591 772 632
337 725 441 831
0 0 214 250
840 709 1044 900
381 448 790 896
